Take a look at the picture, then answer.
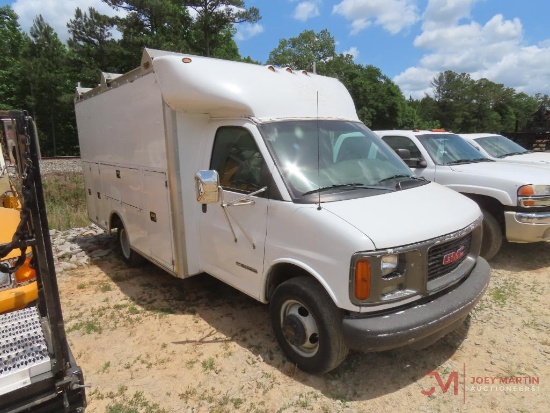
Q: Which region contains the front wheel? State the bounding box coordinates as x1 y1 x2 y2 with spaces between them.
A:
117 225 145 267
480 209 502 261
269 277 349 374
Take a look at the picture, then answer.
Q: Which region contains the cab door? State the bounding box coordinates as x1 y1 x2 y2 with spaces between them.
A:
198 126 270 299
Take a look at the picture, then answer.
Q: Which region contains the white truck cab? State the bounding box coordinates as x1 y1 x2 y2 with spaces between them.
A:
376 130 550 260
460 133 550 166
75 50 490 374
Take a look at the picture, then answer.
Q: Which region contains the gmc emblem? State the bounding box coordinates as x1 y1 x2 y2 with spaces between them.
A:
442 246 465 265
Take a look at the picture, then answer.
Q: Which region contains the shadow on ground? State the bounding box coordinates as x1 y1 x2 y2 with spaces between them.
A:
80 234 474 402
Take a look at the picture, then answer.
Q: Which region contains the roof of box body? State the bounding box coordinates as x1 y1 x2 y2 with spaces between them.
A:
75 48 359 122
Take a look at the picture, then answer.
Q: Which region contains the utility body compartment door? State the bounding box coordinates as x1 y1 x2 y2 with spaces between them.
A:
144 170 174 271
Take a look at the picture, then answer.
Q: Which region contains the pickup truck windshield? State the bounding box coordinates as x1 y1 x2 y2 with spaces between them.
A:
259 120 420 202
417 134 492 166
475 135 529 158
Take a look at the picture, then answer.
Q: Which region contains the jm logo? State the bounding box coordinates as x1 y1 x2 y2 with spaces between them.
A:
421 371 459 396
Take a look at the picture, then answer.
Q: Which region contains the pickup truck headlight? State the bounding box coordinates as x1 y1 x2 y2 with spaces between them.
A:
518 185 550 207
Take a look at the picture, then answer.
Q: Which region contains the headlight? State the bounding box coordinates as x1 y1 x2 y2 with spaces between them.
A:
381 254 399 276
351 253 405 303
518 185 550 207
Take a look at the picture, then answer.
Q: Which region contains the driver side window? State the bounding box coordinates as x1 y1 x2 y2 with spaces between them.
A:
210 127 265 193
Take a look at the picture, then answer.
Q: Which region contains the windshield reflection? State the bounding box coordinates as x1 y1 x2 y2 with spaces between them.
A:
258 120 418 202
417 134 490 165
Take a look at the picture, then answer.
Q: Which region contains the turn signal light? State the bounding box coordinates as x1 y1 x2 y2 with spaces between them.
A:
354 260 371 300
518 185 535 196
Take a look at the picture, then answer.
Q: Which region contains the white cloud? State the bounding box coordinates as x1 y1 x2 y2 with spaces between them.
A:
292 1 321 22
332 0 420 35
235 23 264 41
343 46 359 59
394 66 438 99
12 0 124 42
394 0 550 99
421 0 476 30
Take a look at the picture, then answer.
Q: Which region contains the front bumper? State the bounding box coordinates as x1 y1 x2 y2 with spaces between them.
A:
0 281 38 314
341 257 490 352
504 211 550 243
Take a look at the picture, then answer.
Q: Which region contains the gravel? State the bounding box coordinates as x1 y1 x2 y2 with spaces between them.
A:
39 158 82 175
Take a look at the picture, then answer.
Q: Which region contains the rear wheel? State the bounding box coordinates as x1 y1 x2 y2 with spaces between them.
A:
270 276 349 374
480 209 502 260
117 225 145 267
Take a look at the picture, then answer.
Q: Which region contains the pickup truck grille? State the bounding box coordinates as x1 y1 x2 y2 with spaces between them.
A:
427 233 472 280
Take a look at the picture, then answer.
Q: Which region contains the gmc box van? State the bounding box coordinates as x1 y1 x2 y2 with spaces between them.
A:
75 49 490 373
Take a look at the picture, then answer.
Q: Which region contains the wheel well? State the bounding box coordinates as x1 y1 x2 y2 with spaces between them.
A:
110 213 123 231
462 194 504 217
265 263 315 302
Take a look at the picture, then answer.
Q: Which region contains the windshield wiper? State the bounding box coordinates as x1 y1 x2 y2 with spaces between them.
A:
446 158 491 165
498 151 529 158
302 183 394 196
378 174 421 183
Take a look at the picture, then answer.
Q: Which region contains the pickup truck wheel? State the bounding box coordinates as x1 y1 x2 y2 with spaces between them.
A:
270 277 349 374
117 226 145 267
480 209 502 260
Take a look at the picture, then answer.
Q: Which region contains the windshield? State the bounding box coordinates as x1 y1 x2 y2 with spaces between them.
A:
258 120 419 202
417 133 490 165
475 135 529 158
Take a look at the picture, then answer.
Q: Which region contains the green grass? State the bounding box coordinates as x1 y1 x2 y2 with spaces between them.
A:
42 172 88 230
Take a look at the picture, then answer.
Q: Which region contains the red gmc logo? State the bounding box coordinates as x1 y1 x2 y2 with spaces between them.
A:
442 246 465 265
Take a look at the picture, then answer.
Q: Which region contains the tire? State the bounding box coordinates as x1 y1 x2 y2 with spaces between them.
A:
117 225 145 267
269 276 349 374
480 209 502 261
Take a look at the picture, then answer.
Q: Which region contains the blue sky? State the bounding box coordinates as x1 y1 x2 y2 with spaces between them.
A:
3 0 550 99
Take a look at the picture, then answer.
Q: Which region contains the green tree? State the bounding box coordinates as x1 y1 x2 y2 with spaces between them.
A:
67 7 124 86
267 29 336 72
22 15 75 156
0 6 26 109
430 71 477 131
102 0 194 70
186 0 260 57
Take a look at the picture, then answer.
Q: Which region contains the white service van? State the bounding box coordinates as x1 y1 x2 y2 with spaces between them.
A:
75 49 490 373
376 130 550 260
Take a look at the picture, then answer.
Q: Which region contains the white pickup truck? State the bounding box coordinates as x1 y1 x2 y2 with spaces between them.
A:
460 133 550 166
375 130 550 260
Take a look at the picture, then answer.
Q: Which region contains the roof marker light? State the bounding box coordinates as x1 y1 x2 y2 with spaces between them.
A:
182 57 192 64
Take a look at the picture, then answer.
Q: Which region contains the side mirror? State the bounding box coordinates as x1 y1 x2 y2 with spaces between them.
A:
195 170 220 204
395 148 411 160
417 159 427 168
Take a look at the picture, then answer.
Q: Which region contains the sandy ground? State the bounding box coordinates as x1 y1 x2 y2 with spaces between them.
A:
58 239 550 413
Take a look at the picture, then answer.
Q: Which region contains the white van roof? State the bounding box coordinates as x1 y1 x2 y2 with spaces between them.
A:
76 48 359 122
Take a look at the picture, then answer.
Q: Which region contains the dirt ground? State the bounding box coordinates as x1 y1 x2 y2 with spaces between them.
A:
58 238 550 413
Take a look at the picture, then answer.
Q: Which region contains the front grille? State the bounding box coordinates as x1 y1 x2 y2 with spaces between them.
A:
427 233 472 280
